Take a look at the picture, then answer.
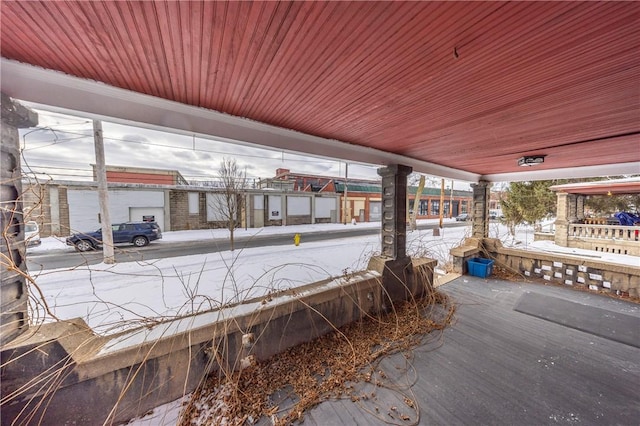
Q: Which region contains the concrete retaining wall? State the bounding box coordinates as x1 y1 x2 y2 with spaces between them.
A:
1 259 435 425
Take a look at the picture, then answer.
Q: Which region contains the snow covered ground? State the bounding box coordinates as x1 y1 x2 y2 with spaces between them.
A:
22 219 639 426
26 219 638 336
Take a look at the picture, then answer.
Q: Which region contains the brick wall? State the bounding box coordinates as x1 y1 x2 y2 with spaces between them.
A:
58 187 70 235
286 215 312 226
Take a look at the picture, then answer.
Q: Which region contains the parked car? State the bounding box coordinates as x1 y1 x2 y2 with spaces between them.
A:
25 221 41 247
66 222 162 252
455 213 470 221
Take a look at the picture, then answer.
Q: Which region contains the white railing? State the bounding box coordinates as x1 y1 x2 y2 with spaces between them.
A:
569 223 638 241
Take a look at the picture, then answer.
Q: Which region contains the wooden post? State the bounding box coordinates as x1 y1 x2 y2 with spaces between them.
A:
93 120 115 264
449 179 454 218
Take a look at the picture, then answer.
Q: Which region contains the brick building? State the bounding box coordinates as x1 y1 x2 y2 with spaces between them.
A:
268 168 473 222
92 165 188 185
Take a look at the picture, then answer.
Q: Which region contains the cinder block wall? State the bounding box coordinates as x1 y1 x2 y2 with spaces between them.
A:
484 239 639 298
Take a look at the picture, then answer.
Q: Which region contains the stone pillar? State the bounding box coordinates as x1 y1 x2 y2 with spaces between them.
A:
554 192 570 247
471 181 491 238
377 164 412 259
568 194 578 223
576 195 585 222
1 93 38 345
368 164 418 305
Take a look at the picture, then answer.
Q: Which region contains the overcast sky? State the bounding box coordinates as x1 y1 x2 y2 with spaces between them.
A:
18 108 386 184
19 107 472 190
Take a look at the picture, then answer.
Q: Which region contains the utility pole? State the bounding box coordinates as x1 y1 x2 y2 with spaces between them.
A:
439 178 445 228
449 179 454 218
93 120 115 264
343 162 349 224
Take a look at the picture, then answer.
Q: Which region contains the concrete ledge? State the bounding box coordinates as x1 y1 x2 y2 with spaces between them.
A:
451 238 639 298
449 238 482 274
1 259 436 425
533 231 555 242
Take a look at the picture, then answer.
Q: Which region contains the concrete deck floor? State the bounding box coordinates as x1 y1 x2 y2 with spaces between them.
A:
287 276 640 425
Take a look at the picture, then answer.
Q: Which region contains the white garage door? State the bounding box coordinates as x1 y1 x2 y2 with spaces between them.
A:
129 207 165 230
67 189 165 233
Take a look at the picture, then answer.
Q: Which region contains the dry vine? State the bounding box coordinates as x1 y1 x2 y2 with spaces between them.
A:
178 280 455 425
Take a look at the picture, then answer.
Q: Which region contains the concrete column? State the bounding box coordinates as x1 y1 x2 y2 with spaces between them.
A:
576 195 585 222
310 195 316 224
1 93 38 345
554 192 570 247
49 185 61 235
470 181 491 238
377 164 412 259
163 190 171 231
281 195 287 226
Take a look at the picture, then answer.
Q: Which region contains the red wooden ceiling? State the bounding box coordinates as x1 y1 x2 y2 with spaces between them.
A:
1 1 639 180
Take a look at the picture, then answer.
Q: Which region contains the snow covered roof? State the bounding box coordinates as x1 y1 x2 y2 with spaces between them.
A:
550 177 640 195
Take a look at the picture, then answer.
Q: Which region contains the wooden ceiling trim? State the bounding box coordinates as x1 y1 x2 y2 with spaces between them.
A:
222 1 276 114
437 137 640 176
182 0 202 106
269 2 368 123
99 2 156 97
2 7 47 67
313 3 497 130
122 2 166 98
371 46 637 153
241 1 307 119
1 1 637 180
226 2 281 116
414 6 629 122
313 4 452 107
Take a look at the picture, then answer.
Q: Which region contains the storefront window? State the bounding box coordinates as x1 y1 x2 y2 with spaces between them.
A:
431 200 440 215
419 200 428 216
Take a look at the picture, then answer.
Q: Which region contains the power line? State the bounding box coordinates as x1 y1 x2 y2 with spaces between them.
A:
21 124 345 165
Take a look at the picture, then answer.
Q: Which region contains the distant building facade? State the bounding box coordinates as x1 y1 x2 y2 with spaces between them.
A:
268 168 473 222
22 167 472 236
22 180 340 237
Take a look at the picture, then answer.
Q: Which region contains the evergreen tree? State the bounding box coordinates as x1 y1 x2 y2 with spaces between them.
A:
585 194 640 216
500 181 556 235
500 177 639 235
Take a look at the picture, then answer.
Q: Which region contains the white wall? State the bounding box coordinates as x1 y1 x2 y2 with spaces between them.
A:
129 207 165 228
268 195 281 219
206 193 227 221
67 189 165 233
315 197 336 219
188 192 199 214
287 196 311 215
253 194 264 209
370 201 382 221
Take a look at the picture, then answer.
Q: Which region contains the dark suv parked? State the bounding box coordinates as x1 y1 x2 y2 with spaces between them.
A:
66 222 162 252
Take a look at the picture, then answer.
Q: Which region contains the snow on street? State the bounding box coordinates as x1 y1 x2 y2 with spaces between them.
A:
26 219 637 335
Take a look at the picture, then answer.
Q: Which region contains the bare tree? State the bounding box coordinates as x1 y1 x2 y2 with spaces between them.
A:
209 158 247 251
